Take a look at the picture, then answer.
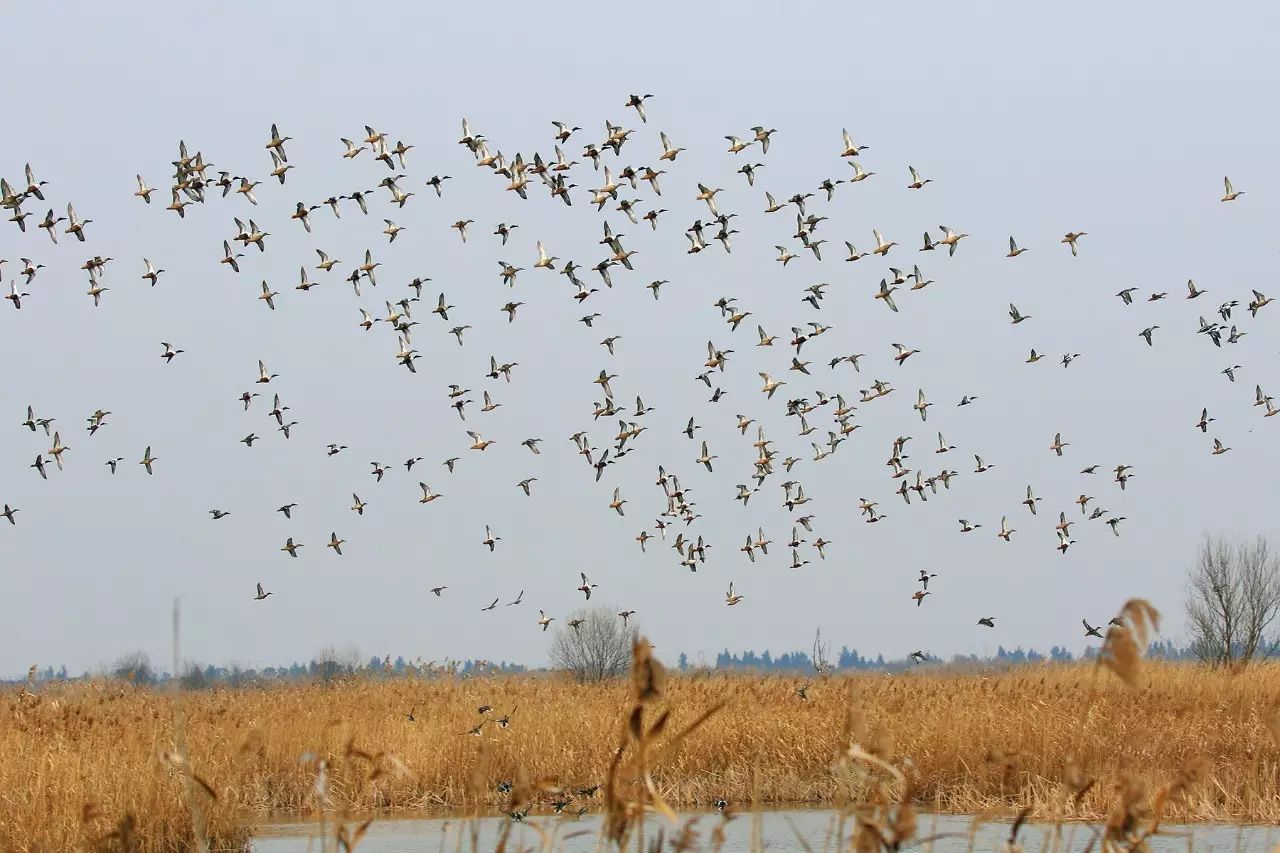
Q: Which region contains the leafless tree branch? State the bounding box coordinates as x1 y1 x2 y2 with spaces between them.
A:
1186 533 1280 666
549 606 632 682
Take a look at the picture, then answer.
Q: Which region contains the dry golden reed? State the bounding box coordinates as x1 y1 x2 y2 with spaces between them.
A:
1098 599 1161 686
2 659 1279 850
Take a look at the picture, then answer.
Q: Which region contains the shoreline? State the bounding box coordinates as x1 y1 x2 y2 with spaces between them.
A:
253 803 1280 829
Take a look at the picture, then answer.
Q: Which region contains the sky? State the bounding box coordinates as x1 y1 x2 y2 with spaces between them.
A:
2 1 1279 677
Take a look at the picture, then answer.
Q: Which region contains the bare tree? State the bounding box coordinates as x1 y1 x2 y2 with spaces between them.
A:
550 606 632 682
312 644 362 684
812 627 832 675
1186 533 1280 666
111 651 156 684
180 662 210 691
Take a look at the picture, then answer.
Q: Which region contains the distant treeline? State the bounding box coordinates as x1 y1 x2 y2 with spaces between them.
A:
692 639 1210 673
9 639 1267 687
10 655 527 687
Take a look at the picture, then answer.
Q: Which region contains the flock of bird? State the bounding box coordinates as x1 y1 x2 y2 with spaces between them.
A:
1 95 1270 662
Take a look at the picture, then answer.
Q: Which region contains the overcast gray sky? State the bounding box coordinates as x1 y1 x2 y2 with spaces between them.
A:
2 1 1279 677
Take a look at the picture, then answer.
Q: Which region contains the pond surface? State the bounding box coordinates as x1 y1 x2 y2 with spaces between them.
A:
253 809 1279 852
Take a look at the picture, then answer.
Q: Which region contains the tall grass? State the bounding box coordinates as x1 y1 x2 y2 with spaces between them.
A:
2 657 1278 850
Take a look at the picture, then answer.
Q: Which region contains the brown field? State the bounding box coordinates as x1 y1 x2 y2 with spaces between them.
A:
3 654 1279 851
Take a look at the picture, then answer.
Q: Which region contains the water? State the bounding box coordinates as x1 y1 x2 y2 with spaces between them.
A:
252 809 1278 852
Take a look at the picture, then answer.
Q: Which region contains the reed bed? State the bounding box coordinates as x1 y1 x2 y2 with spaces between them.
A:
3 657 1279 851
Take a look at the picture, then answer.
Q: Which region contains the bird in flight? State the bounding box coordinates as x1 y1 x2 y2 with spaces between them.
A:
7 98 1270 665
